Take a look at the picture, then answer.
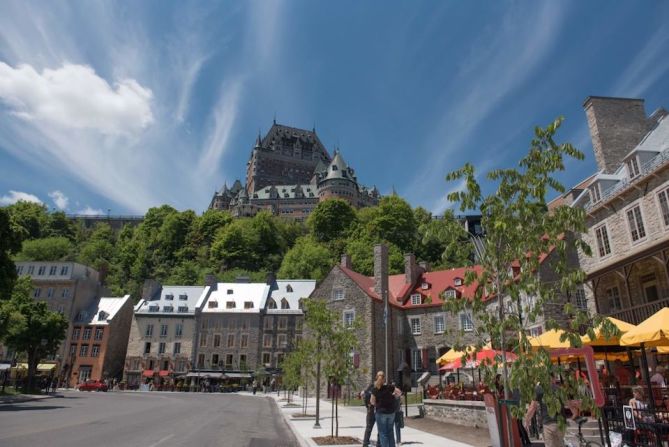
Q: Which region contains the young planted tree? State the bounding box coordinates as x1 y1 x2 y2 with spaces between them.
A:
444 118 606 440
3 277 68 392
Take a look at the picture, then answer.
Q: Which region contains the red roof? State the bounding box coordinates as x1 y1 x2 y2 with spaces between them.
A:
338 265 483 309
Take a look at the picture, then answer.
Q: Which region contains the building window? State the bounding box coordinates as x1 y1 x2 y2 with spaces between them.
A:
173 342 181 354
175 323 183 338
575 289 588 310
410 294 421 305
626 204 646 242
144 342 151 354
295 318 303 332
80 345 89 356
268 299 277 309
459 312 474 332
145 324 154 337
15 265 23 275
47 287 54 298
244 301 254 309
627 156 640 179
33 288 41 298
262 353 271 365
83 328 91 340
199 334 207 347
208 301 218 309
409 317 421 335
281 298 290 309
72 328 80 340
657 187 669 227
227 334 235 348
69 344 77 355
60 265 69 275
91 345 100 357
197 354 205 368
278 317 287 330
57 305 64 314
94 328 103 340
177 306 188 313
434 315 445 334
606 287 622 311
278 334 287 348
263 335 272 348
264 317 273 330
158 342 166 354
226 301 236 309
160 324 168 337
225 354 233 369
333 289 345 301
49 265 57 275
454 278 463 286
240 319 248 330
37 266 46 275
589 184 601 204
343 310 355 327
239 354 247 369
213 334 221 347
443 289 456 299
241 334 248 348
595 224 611 257
212 354 219 367
411 350 421 372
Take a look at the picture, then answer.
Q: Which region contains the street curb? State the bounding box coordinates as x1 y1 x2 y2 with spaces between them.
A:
270 396 313 447
0 393 57 405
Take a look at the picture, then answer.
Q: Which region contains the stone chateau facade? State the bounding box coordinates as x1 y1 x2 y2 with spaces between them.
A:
209 122 379 220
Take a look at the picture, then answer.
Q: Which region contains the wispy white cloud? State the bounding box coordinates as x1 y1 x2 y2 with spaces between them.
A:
48 190 68 210
0 62 153 136
613 24 669 97
0 190 42 205
76 206 104 216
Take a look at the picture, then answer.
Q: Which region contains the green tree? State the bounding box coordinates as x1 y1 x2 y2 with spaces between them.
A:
417 210 472 268
444 118 599 440
278 237 333 280
16 237 73 261
307 199 358 243
0 208 21 300
45 211 76 240
78 223 116 279
3 277 68 392
5 201 49 242
344 233 404 276
362 196 417 253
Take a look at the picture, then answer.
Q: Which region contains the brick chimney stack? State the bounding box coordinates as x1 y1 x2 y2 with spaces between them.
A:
204 274 218 290
341 253 352 270
583 96 648 174
373 244 389 300
419 261 430 272
404 253 418 285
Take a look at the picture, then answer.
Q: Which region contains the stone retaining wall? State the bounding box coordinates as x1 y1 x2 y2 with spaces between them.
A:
423 399 488 429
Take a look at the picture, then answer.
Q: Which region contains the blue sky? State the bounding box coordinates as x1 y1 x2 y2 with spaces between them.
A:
0 1 668 216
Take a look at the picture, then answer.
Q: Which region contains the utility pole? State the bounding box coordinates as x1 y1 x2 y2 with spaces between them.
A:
314 337 321 429
384 289 389 381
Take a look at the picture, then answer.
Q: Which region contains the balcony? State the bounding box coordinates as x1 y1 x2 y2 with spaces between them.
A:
607 296 669 325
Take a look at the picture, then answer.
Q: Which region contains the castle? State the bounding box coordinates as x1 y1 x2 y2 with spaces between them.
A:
208 122 380 220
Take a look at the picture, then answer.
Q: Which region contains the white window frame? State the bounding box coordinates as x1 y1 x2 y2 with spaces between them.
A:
627 156 640 179
411 350 421 371
160 324 168 337
278 334 287 348
175 323 183 338
589 183 602 204
606 286 622 311
145 324 154 337
410 293 421 305
444 289 457 299
575 288 587 310
173 342 181 354
459 312 474 332
343 310 355 327
625 202 647 244
333 288 345 301
434 314 445 334
656 186 669 228
409 317 421 335
594 223 612 258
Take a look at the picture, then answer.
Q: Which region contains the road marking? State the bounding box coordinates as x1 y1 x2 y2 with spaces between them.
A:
148 434 175 447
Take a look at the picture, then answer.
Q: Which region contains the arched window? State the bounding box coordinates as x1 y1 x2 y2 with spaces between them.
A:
286 284 293 292
281 298 290 309
268 299 277 309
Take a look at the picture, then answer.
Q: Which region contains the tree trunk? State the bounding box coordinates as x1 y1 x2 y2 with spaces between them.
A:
331 386 335 438
27 350 38 394
335 391 339 437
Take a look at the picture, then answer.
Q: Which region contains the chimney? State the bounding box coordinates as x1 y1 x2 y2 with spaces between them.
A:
373 244 389 300
341 253 352 270
141 279 162 301
419 261 431 272
404 253 418 285
583 96 648 174
265 271 276 285
204 274 218 290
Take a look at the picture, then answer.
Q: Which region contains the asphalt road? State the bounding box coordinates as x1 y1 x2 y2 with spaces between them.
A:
0 391 300 447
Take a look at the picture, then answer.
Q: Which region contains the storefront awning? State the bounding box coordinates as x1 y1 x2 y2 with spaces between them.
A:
0 363 11 371
143 369 155 377
15 363 57 371
225 372 252 379
158 370 171 377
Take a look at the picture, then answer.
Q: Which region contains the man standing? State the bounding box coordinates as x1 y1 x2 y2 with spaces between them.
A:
524 382 565 447
362 381 376 447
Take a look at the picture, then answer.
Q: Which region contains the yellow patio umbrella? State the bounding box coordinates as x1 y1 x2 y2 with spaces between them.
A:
620 307 669 347
436 342 492 365
529 329 571 349
581 317 636 346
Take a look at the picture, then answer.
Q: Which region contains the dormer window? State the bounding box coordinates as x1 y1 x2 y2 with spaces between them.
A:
627 156 640 179
163 305 173 313
410 294 422 305
208 301 218 308
97 311 108 321
226 301 236 309
177 306 188 313
421 282 430 290
286 284 293 292
149 305 159 312
165 294 174 301
244 301 254 309
179 294 188 300
589 183 601 204
281 298 290 309
268 299 277 309
444 289 457 299
227 289 233 294
332 165 338 171
454 278 463 287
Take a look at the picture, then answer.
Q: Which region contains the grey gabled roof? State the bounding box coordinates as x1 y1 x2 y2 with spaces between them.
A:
260 123 331 162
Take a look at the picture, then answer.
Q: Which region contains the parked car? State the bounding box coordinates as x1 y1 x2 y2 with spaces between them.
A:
78 380 108 392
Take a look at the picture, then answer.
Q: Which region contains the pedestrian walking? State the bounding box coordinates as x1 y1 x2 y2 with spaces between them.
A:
370 371 402 447
252 379 257 395
362 382 377 447
392 382 403 445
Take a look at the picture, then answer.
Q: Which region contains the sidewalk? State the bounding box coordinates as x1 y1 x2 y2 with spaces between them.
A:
261 391 485 447
0 392 57 405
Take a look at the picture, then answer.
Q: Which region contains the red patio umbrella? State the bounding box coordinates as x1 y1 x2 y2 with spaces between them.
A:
439 349 517 371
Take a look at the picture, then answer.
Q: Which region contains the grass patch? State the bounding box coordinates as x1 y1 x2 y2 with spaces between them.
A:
0 387 21 397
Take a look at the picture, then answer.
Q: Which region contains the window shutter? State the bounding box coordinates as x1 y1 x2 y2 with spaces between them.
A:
421 348 429 370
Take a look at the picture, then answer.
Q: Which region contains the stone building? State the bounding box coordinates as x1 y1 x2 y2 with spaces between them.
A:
209 123 379 220
123 283 211 388
11 261 107 377
558 96 669 324
66 295 133 387
311 247 481 393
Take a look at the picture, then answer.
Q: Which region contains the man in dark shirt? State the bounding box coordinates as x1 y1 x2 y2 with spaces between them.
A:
524 383 565 447
362 382 376 447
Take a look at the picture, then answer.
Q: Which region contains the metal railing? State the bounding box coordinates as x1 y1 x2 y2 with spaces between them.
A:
608 296 669 325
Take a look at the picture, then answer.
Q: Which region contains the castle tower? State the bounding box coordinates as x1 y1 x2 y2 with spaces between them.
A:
316 149 359 205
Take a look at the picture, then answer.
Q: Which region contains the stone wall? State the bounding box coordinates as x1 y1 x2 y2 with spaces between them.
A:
423 399 488 428
103 297 134 379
